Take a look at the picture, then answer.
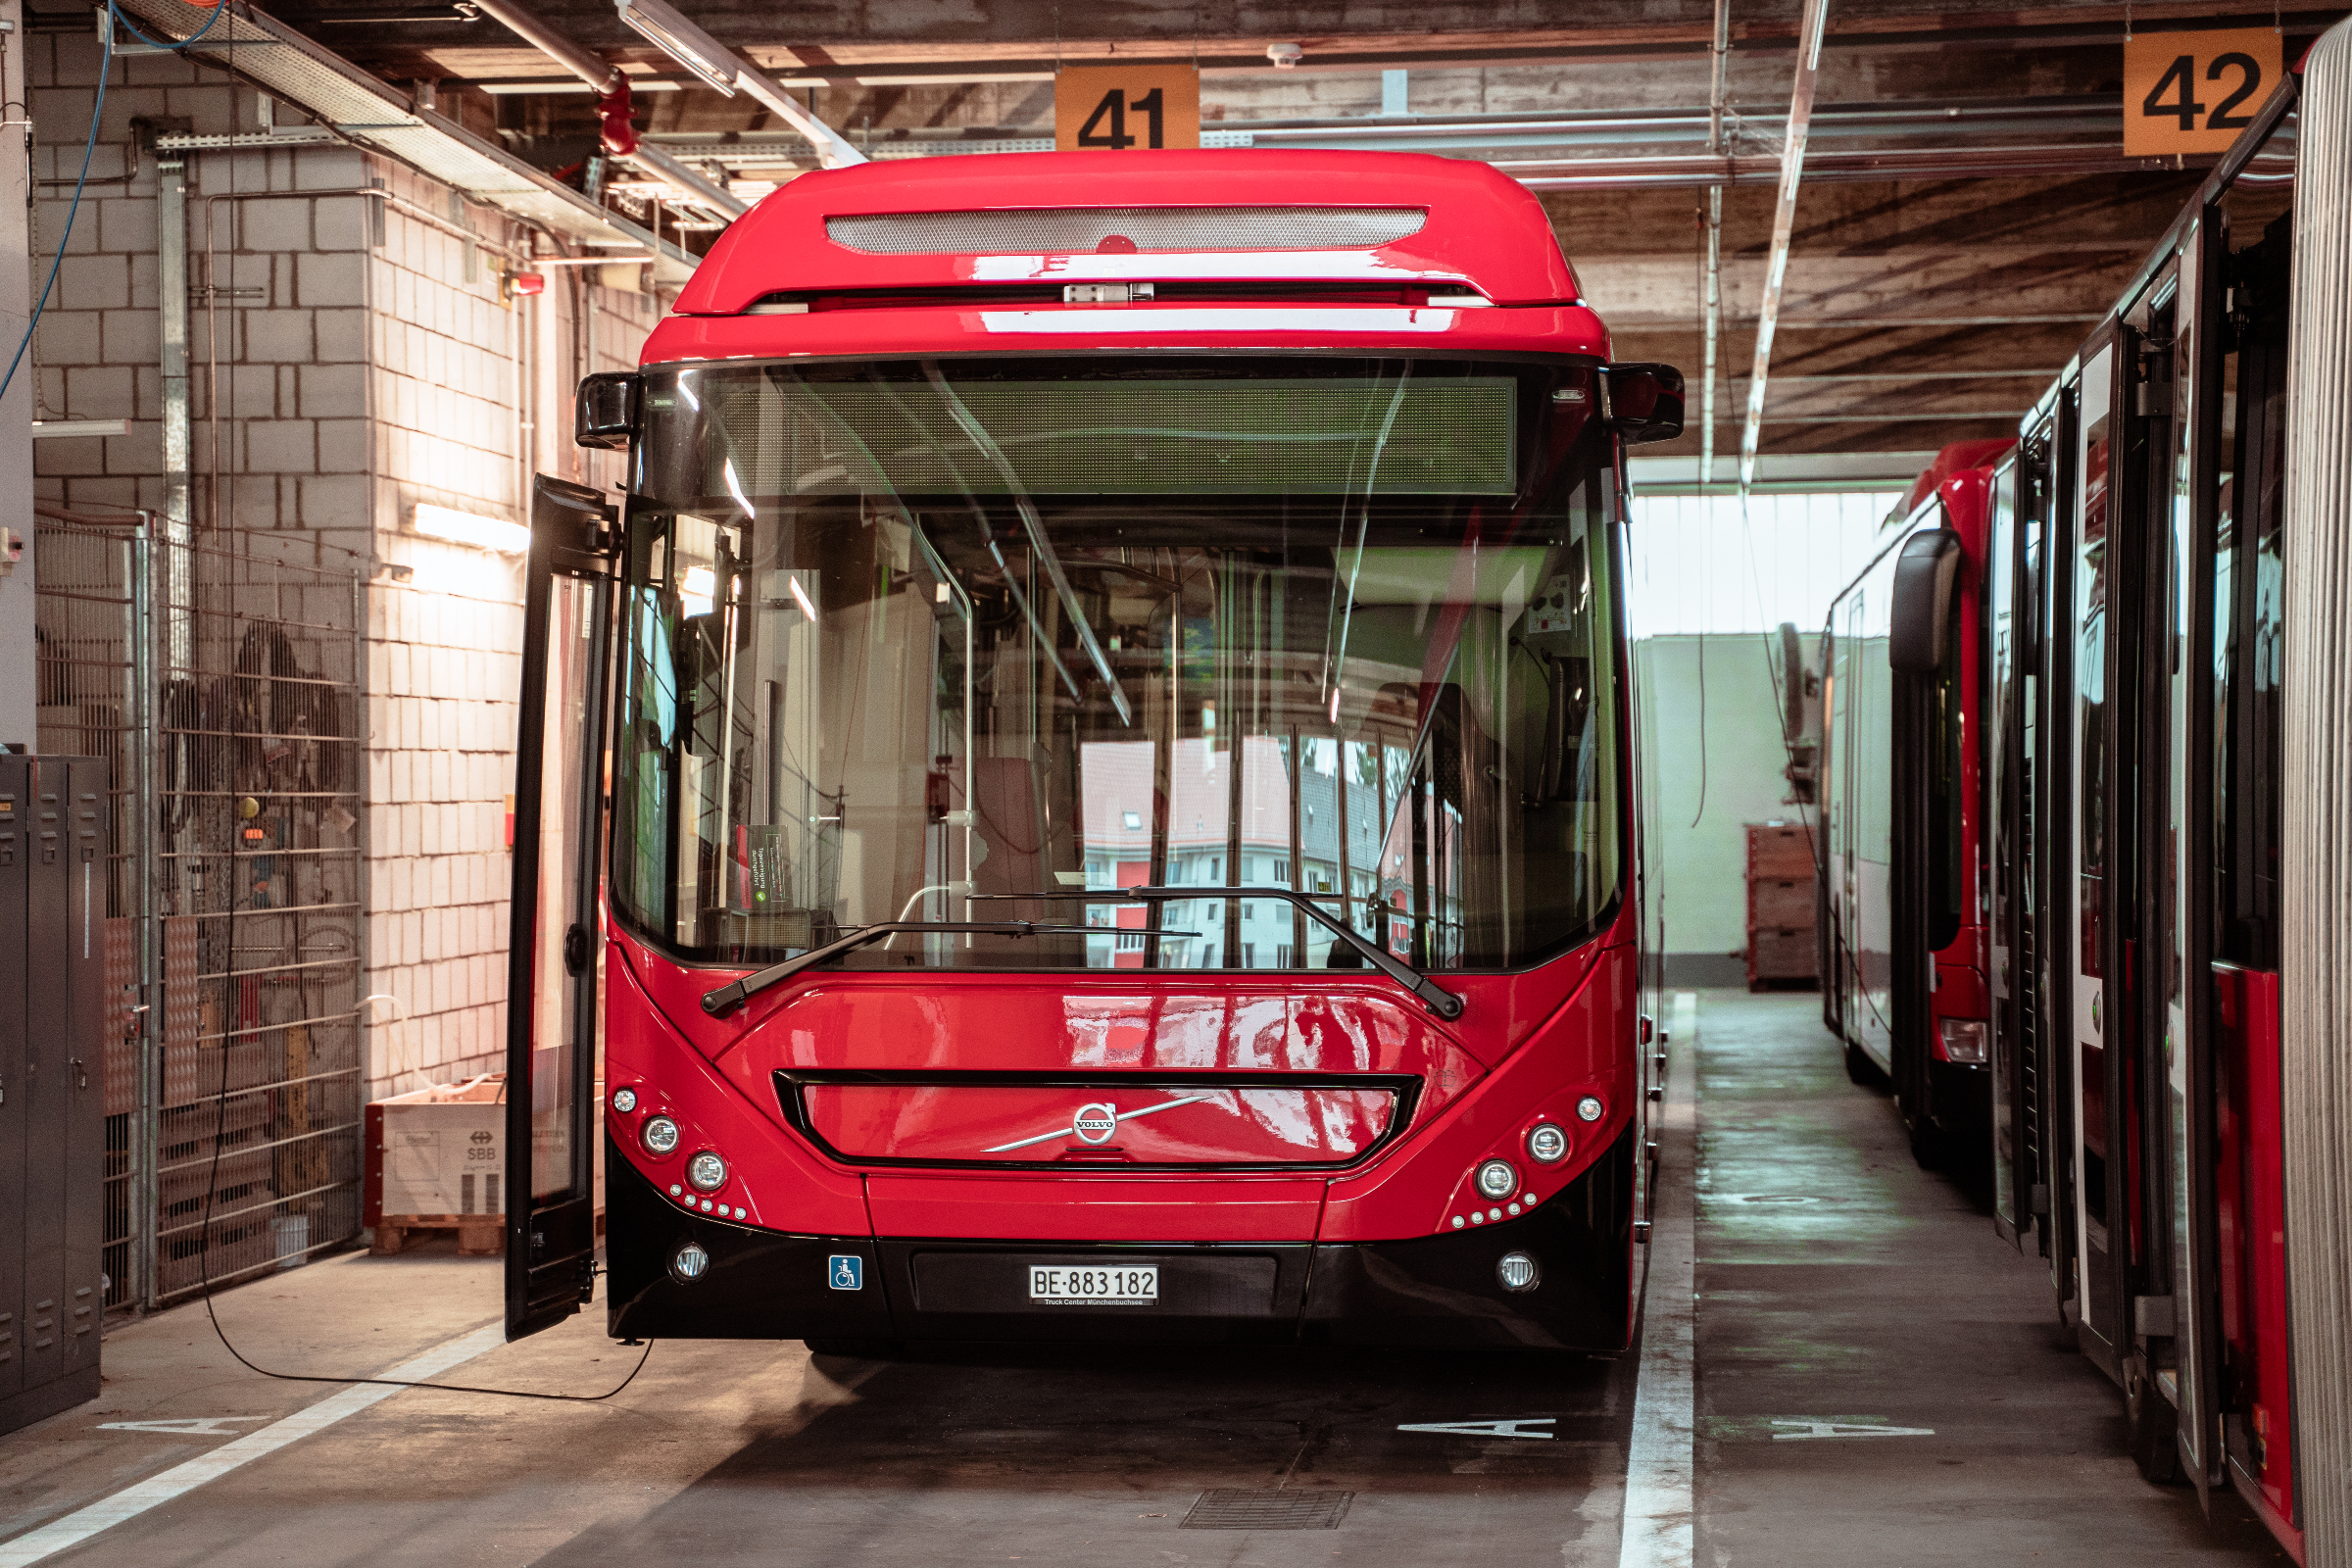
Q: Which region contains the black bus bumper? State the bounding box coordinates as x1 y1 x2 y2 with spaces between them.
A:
606 1125 1636 1352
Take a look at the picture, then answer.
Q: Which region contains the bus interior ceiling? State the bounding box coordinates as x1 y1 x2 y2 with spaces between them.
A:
0 0 2342 1564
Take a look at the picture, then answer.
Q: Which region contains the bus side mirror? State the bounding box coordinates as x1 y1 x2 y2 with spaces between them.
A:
1601 364 1686 445
575 371 640 450
1889 528 1962 674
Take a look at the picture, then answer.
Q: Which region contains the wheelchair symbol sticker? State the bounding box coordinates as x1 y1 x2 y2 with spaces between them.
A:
828 1254 863 1291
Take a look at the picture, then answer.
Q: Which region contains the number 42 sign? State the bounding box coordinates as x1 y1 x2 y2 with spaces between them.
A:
2124 27 2283 157
1055 65 1202 152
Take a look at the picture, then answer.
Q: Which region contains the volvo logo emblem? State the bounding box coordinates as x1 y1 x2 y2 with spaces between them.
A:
982 1092 1219 1153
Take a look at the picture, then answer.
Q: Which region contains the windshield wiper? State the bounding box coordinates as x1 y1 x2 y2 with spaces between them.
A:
972 887 1466 1022
701 922 1100 1016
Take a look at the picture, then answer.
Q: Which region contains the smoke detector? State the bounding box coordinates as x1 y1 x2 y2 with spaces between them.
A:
1266 41 1303 69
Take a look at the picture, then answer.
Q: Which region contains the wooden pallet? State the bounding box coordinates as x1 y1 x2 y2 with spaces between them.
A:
368 1204 604 1257
1745 822 1821 991
371 1213 505 1256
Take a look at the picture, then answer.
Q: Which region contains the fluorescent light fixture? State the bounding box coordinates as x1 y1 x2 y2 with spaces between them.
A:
479 77 682 94
613 0 739 96
412 503 528 554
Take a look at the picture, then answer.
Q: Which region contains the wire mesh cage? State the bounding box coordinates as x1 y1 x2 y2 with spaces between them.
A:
152 534 366 1302
34 516 368 1310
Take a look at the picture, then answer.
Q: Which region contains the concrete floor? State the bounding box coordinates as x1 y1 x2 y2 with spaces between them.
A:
0 991 2292 1565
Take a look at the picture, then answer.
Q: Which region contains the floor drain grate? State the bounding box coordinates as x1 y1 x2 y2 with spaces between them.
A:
1179 1490 1354 1530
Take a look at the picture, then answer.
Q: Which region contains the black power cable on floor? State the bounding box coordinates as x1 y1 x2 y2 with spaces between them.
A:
196 937 653 1402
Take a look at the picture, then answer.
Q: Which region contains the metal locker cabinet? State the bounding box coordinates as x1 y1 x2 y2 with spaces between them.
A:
60 760 107 1376
16 760 69 1404
0 753 106 1436
0 756 26 1407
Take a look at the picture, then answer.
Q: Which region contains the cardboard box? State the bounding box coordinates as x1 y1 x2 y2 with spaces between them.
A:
365 1074 508 1223
363 1074 607 1252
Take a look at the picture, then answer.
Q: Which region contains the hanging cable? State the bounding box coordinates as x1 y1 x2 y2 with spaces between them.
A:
1 21 111 399
1 0 231 400
195 1021 656 1401
109 0 230 52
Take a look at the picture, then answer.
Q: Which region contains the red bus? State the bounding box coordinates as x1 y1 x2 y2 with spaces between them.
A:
499 151 1685 1354
1819 440 2011 1167
1981 32 2352 1557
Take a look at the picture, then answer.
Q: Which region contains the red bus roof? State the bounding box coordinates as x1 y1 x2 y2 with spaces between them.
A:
1900 438 2017 516
669 150 1582 317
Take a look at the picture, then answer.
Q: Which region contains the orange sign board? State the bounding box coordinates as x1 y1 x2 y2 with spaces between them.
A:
2123 27 2284 157
1054 65 1201 152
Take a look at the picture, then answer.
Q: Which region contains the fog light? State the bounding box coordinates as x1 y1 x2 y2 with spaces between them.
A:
642 1115 680 1155
671 1241 710 1282
687 1151 728 1192
1939 1018 1989 1065
1527 1123 1568 1164
1497 1250 1541 1292
612 1087 638 1113
1475 1158 1519 1201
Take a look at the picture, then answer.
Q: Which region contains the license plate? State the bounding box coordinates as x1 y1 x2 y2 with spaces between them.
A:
1028 1264 1158 1305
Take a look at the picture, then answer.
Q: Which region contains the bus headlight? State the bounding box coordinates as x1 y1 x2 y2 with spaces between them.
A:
1527 1123 1568 1164
1497 1250 1542 1292
670 1241 710 1282
1939 1019 1988 1064
687 1151 728 1192
1475 1159 1519 1201
642 1116 681 1155
611 1087 638 1113
1576 1095 1604 1122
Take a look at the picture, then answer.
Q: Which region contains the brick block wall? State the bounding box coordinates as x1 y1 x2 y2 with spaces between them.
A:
30 35 655 1101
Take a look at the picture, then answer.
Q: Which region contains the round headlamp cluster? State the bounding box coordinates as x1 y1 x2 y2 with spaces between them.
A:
1474 1158 1519 1201
1527 1123 1568 1164
641 1115 681 1155
687 1151 729 1193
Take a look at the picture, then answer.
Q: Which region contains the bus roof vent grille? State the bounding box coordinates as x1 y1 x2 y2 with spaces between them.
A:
825 206 1428 255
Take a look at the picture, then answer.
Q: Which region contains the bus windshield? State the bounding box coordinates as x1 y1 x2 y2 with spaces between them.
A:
612 354 1623 975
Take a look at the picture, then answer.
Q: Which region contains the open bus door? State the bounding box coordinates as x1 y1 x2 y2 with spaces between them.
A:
2154 217 2223 1507
505 475 622 1341
1986 450 2028 1248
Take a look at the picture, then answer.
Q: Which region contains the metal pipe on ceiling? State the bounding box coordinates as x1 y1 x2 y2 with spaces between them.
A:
609 0 864 169
467 0 608 85
1738 0 1835 493
466 0 747 216
1699 0 1731 487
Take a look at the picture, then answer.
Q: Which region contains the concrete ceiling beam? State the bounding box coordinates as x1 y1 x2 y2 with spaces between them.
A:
316 3 2346 62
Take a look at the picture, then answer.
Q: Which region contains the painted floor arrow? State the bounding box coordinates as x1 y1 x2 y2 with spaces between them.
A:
1396 1417 1557 1440
98 1417 270 1437
1770 1419 1936 1441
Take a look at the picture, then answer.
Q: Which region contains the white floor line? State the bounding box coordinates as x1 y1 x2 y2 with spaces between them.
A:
1618 991 1699 1568
0 1322 506 1568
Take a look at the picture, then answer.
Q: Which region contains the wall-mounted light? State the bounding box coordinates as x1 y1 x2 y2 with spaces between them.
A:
413 502 528 555
613 0 739 96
